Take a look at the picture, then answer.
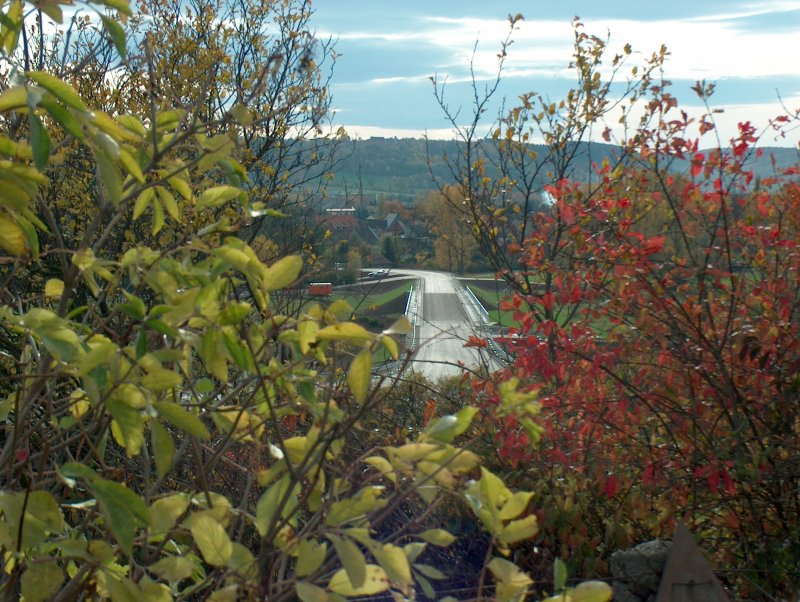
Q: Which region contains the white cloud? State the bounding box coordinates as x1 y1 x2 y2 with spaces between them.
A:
320 5 800 146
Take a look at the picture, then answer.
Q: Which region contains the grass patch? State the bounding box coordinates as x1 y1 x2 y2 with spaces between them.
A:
330 281 413 332
465 284 521 328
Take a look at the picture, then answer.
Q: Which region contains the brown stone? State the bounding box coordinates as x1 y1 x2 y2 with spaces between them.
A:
656 523 729 601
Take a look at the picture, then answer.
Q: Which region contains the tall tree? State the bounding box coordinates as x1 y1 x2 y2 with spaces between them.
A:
423 185 478 273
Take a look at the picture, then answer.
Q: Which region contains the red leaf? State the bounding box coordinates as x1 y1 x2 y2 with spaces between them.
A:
604 474 619 497
465 336 488 348
691 153 704 178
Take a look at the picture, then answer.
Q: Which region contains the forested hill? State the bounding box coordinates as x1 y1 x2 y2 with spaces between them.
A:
326 137 621 200
323 137 799 201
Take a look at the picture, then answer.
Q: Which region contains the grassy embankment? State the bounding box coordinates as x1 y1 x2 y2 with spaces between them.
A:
331 279 414 362
466 281 616 336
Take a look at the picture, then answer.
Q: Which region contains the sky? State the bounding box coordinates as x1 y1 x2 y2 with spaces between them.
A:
311 0 800 146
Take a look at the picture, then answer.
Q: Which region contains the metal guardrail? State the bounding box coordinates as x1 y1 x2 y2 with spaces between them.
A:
405 281 421 352
457 280 514 366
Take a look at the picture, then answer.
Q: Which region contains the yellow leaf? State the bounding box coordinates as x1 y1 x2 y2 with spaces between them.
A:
497 515 538 545
348 349 371 403
119 147 144 182
295 582 327 602
262 255 302 291
317 322 373 345
44 278 64 298
566 581 613 602
383 315 411 335
419 528 456 547
0 213 27 255
296 539 327 577
27 71 87 111
328 565 389 597
133 187 154 220
0 87 25 112
191 515 233 567
381 335 398 359
365 456 396 484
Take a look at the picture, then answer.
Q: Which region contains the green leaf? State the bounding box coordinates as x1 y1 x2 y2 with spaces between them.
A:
425 405 477 443
230 103 252 126
100 15 127 58
328 534 366 589
38 1 62 23
554 558 568 592
215 246 252 272
151 196 164 234
191 515 233 567
317 322 373 345
413 563 447 580
154 401 210 439
150 420 175 478
255 475 292 537
326 486 387 526
219 302 251 325
196 185 241 209
157 186 180 220
25 491 64 532
94 145 122 205
167 176 192 201
295 582 327 602
348 349 371 404
38 97 84 140
148 494 189 533
28 113 50 170
120 291 147 320
141 366 181 392
222 329 252 371
20 309 81 361
328 565 389 597
107 396 145 456
262 255 302 291
148 556 195 583
0 135 32 159
21 562 63 602
0 86 26 112
419 529 456 547
58 465 151 556
1 0 22 54
296 539 327 577
228 542 256 579
418 574 436 599
119 148 144 182
26 71 87 111
133 187 154 220
98 0 132 16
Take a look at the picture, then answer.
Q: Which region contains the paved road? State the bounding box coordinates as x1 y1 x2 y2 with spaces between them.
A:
396 269 504 380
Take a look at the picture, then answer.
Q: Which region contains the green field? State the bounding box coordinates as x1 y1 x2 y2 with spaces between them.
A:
330 280 413 332
465 283 521 327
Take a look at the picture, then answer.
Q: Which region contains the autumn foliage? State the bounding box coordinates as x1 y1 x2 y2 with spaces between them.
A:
424 16 800 598
477 116 800 596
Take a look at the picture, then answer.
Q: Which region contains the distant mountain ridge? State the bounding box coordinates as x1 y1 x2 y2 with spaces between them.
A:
322 137 799 202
